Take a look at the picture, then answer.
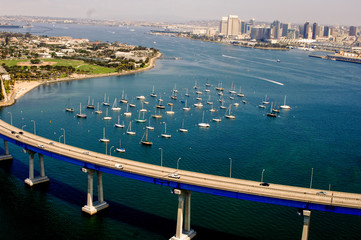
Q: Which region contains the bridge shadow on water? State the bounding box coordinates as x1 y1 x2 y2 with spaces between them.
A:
0 153 256 240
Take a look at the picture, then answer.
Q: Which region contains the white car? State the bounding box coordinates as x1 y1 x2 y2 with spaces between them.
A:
114 164 123 169
168 173 180 179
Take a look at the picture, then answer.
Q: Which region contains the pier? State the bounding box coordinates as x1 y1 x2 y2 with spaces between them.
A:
0 119 361 239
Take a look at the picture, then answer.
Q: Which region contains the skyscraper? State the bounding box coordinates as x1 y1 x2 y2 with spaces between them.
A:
312 22 319 40
324 26 330 37
227 15 240 37
272 20 281 39
282 23 290 37
349 26 357 36
220 17 228 36
303 22 311 39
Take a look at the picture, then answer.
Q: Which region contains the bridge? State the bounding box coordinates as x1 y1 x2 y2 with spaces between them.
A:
0 119 360 240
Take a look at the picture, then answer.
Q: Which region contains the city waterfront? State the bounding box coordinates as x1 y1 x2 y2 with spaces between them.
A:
1 23 361 239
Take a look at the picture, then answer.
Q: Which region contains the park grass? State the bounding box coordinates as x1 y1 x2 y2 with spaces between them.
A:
0 58 117 74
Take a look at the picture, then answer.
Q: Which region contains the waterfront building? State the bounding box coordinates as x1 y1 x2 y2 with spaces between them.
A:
220 17 228 36
324 26 331 37
350 26 357 36
264 27 272 40
312 22 319 40
303 22 312 39
227 15 240 37
272 20 281 39
282 23 290 37
250 27 264 40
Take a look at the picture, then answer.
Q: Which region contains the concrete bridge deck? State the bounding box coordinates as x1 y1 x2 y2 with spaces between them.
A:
0 119 360 215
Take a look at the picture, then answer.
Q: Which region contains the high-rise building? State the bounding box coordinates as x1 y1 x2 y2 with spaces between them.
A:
303 22 311 39
250 27 264 40
219 15 240 37
350 26 357 36
282 23 290 37
220 17 228 36
272 20 281 39
312 22 319 39
324 26 330 37
227 15 240 37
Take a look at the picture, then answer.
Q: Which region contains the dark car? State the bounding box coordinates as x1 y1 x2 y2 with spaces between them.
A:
260 182 270 186
18 131 23 135
11 131 16 134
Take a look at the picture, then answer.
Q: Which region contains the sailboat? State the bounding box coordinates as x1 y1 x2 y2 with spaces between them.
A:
216 81 224 91
183 100 190 111
152 107 162 119
166 104 175 115
209 102 216 112
103 94 110 106
141 128 153 146
262 95 270 105
193 102 203 108
99 128 109 142
272 101 280 113
126 121 136 135
86 96 95 109
103 108 112 120
212 116 222 122
76 103 87 118
65 98 74 112
237 87 245 97
198 111 210 128
95 102 102 114
267 102 277 117
146 116 154 130
220 101 227 109
185 88 190 97
136 111 146 123
280 95 291 109
124 104 132 116
225 104 236 119
207 95 213 105
173 84 178 93
150 86 157 97
229 81 237 94
140 102 147 112
120 91 128 103
156 95 165 109
193 80 198 89
116 139 126 153
129 98 136 108
111 98 121 111
114 116 125 128
179 119 188 132
161 122 171 138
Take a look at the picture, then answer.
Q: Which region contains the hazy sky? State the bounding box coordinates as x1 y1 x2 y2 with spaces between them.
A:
1 0 360 25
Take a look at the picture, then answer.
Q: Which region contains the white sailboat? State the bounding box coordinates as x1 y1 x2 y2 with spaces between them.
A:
99 128 109 142
86 96 95 109
185 88 190 97
280 95 291 109
237 87 245 97
111 98 121 111
116 139 125 153
262 94 270 105
220 101 227 109
207 95 213 105
120 91 128 103
103 94 110 106
193 80 198 89
193 102 203 108
136 95 146 100
152 107 162 119
126 121 136 135
76 103 87 118
209 102 216 112
229 81 236 94
166 104 175 115
95 102 102 114
103 108 112 120
216 81 224 91
183 100 190 111
140 102 147 112
136 111 146 123
65 98 74 112
150 86 157 97
124 104 132 116
161 122 171 138
173 83 178 93
141 128 153 145
146 116 154 130
212 117 222 122
225 104 236 119
179 119 188 132
198 111 210 128
114 116 125 128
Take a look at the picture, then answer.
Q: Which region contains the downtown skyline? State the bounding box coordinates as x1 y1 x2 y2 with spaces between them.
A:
1 0 360 26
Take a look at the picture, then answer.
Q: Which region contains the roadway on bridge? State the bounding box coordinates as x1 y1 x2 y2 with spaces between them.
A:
1 119 361 211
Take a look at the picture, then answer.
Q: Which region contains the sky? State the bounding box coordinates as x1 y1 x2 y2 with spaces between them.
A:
1 0 360 26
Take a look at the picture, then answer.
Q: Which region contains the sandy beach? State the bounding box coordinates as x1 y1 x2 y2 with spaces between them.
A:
0 52 162 108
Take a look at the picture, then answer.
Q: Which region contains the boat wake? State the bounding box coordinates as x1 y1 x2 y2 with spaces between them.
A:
222 54 244 60
255 77 284 86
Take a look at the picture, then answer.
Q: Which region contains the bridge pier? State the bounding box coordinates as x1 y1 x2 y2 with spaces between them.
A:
0 140 13 161
82 169 109 215
170 189 196 240
24 151 49 186
301 210 311 240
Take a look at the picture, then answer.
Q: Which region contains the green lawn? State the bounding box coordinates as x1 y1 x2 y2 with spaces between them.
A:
0 58 117 75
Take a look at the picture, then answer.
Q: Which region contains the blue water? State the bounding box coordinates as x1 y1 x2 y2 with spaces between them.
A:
1 23 361 239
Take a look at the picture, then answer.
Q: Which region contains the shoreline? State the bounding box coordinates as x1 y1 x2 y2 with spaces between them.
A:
0 52 162 108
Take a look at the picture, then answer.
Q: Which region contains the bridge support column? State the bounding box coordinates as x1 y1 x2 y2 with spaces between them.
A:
170 189 196 240
301 210 311 240
24 152 49 186
0 140 12 161
82 169 108 215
